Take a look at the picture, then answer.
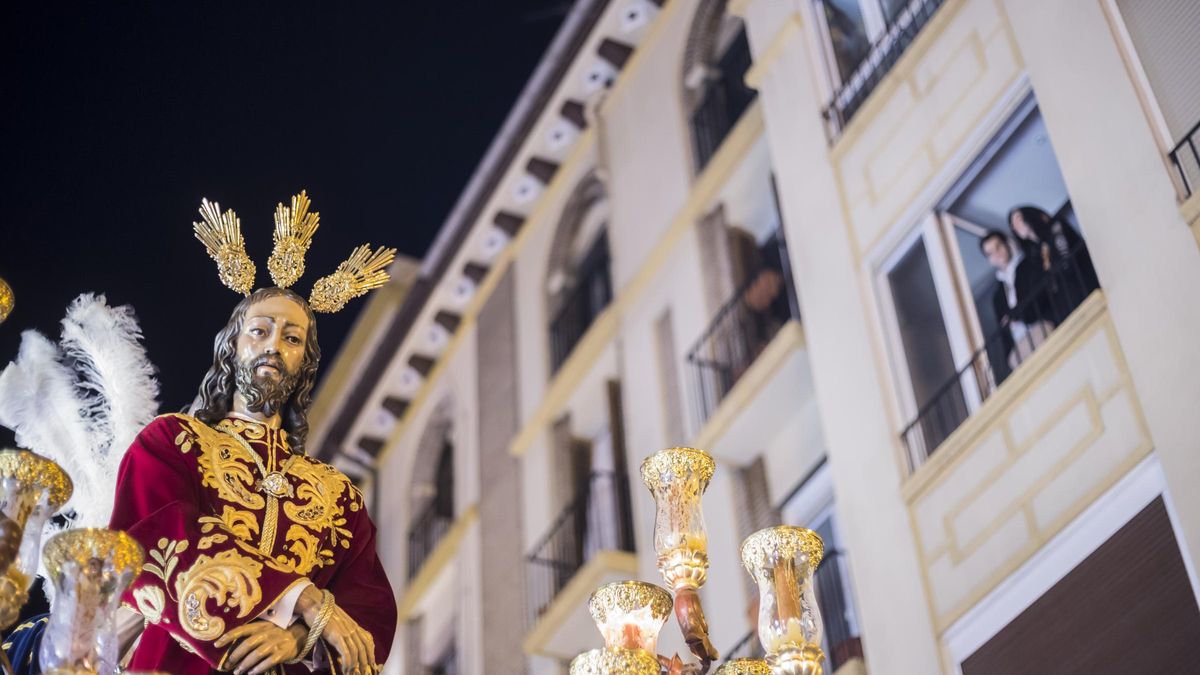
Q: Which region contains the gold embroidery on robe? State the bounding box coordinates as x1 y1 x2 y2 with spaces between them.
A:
169 414 265 511
199 505 260 541
163 413 362 580
133 586 166 624
174 549 264 641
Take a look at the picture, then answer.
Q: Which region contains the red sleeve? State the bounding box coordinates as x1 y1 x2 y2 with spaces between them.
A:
322 493 398 664
109 415 309 668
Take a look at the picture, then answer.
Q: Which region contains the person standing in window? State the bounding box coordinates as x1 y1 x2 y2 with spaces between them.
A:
981 231 1052 372
1007 205 1100 321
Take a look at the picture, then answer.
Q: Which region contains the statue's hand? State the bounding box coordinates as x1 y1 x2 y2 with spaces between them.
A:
215 620 303 674
320 603 378 675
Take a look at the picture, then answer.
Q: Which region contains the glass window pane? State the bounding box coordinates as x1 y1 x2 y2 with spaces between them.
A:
820 0 871 82
879 0 909 27
887 238 967 449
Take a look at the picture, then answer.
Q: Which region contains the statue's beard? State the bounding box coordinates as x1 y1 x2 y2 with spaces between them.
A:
234 354 299 418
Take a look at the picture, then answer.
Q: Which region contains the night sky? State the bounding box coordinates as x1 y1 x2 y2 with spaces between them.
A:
0 1 567 448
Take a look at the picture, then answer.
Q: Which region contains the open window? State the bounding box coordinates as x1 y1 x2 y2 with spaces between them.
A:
878 96 1101 469
811 0 948 136
683 0 758 171
408 414 456 579
547 175 613 374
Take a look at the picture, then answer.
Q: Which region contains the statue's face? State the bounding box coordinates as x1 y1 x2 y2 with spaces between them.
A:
233 295 310 415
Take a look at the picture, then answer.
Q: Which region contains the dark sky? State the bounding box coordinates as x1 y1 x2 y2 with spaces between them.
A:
0 1 568 447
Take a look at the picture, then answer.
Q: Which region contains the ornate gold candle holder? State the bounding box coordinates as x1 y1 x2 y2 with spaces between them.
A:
588 580 673 653
714 658 772 675
0 448 73 629
740 526 826 675
569 647 662 675
37 528 144 675
641 447 719 664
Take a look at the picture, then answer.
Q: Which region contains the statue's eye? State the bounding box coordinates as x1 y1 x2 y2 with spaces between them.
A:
286 335 302 345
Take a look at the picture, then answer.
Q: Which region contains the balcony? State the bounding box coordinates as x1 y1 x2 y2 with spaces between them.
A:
691 28 758 171
822 0 947 139
1169 119 1200 199
407 498 453 580
721 548 864 672
900 241 1101 470
901 285 1154 631
687 230 802 430
549 235 613 373
523 471 637 658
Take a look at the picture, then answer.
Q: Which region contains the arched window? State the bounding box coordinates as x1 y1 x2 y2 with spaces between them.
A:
407 399 455 578
546 173 613 373
682 0 757 171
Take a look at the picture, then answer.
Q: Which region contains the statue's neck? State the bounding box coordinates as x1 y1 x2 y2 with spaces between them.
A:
231 391 283 429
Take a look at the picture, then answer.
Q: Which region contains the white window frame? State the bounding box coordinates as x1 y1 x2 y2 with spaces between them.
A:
942 454 1200 673
874 214 981 428
871 87 1062 461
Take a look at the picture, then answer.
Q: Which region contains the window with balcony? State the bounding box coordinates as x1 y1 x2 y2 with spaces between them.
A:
722 461 864 670
688 179 801 427
408 435 455 579
526 389 635 625
814 0 948 137
683 1 758 171
1111 0 1200 198
878 97 1102 470
547 174 613 374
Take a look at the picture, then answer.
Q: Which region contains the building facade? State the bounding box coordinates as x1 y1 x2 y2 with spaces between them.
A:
307 1 1200 673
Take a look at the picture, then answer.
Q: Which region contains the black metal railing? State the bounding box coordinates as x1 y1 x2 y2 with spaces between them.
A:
900 240 1100 469
823 0 946 139
691 28 758 171
722 549 862 670
686 231 800 426
407 498 453 580
549 236 613 373
526 471 636 625
1169 119 1200 199
815 549 864 670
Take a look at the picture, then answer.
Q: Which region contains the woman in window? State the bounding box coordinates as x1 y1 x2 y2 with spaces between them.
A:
1007 205 1100 322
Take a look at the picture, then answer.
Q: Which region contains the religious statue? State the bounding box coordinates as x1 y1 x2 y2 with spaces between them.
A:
0 190 399 675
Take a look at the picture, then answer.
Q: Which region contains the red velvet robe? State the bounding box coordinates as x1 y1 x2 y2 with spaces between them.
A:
108 413 396 673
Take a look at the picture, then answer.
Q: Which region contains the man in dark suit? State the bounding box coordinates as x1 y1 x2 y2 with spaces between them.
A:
981 230 1051 374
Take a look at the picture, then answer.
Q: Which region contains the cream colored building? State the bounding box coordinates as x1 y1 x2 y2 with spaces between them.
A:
309 0 1200 673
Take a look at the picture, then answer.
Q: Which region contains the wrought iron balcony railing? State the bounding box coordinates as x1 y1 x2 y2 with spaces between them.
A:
722 548 862 670
525 471 636 625
900 239 1100 470
549 236 613 373
686 231 800 427
822 0 946 139
407 498 453 580
1169 119 1200 199
691 29 758 171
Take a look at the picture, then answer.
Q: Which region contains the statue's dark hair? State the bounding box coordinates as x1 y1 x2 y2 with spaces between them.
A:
192 287 321 453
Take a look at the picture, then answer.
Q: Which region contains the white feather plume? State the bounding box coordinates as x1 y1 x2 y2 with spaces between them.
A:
58 293 160 527
0 330 100 512
0 294 160 607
